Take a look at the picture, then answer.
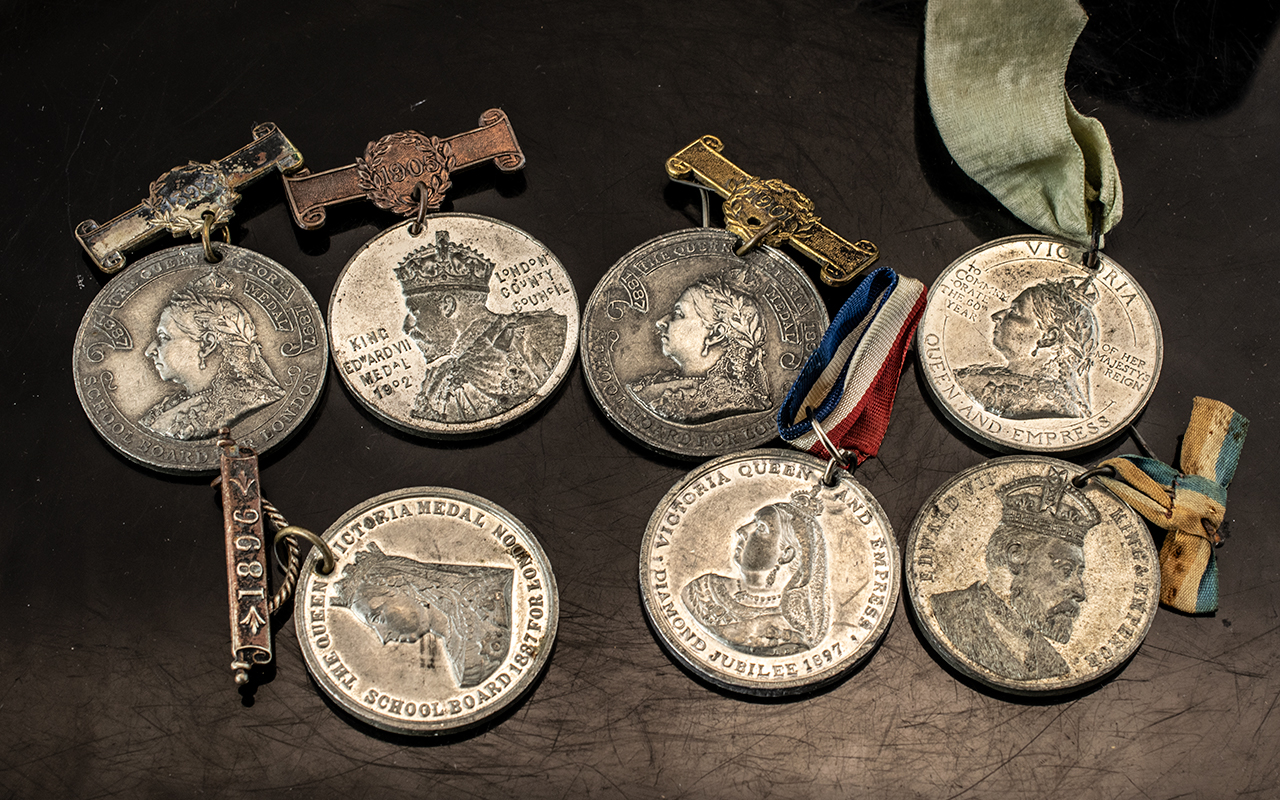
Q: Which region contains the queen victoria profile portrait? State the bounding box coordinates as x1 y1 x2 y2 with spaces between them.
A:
139 271 285 440
396 230 568 424
682 486 829 656
627 275 771 425
331 542 513 689
955 277 1099 420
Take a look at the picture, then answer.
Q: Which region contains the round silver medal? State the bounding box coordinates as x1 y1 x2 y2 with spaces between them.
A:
581 229 828 459
916 236 1162 453
904 455 1159 695
639 449 898 695
73 244 327 474
328 213 579 437
295 487 558 735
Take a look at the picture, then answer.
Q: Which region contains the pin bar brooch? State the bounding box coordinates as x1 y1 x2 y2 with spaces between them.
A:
75 123 305 274
281 108 525 230
666 135 879 287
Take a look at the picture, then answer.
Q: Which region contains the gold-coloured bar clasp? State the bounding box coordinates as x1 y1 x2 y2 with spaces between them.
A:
665 135 879 286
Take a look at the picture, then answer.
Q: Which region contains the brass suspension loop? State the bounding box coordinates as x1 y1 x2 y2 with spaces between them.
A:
200 211 227 264
273 525 336 578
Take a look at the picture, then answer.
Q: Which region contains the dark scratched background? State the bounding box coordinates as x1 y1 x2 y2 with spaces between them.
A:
2 1 1278 797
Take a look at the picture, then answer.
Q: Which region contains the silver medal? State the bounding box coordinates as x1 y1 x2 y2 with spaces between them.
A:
581 229 828 458
328 213 579 437
904 455 1159 695
73 244 327 473
916 236 1162 452
294 487 558 735
639 449 897 695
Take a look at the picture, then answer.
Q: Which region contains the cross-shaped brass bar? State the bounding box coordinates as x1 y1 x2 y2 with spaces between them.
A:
666 135 879 286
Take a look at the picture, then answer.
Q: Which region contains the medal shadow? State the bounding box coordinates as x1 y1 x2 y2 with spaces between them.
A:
636 582 897 705
900 579 1138 706
298 636 558 745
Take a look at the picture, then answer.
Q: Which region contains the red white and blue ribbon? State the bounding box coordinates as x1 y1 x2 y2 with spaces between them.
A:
777 267 927 466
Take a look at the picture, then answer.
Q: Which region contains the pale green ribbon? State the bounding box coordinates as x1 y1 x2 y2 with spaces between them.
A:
925 0 1123 244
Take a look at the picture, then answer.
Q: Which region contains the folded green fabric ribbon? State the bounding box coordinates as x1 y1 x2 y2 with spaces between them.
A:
925 0 1123 244
1095 398 1249 614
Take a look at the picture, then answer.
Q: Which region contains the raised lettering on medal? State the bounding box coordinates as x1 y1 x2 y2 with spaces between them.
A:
293 487 558 735
219 447 272 684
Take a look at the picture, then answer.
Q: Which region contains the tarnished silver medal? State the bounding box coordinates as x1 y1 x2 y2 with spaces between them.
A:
904 455 1159 695
581 230 827 458
283 110 579 437
582 134 900 459
72 125 327 473
294 487 558 735
327 214 578 437
639 448 898 695
916 235 1162 453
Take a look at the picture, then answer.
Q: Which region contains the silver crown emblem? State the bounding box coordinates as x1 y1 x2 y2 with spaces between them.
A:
394 230 493 295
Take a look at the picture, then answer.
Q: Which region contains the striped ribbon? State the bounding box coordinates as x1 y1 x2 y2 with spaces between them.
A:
777 267 927 465
1096 397 1249 614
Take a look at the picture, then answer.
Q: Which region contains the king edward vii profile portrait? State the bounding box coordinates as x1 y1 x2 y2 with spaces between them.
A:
395 230 568 424
929 467 1099 681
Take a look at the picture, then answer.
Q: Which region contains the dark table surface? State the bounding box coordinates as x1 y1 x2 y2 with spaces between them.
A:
4 1 1278 797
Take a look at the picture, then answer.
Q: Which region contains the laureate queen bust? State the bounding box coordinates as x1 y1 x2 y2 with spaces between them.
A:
929 468 1099 681
396 231 568 424
955 276 1099 420
682 485 830 656
139 271 285 440
627 275 771 425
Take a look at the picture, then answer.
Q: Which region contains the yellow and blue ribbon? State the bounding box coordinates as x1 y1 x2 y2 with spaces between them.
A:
1096 397 1248 614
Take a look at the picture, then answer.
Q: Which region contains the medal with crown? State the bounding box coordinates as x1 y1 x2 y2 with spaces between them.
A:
904 456 1159 695
72 123 328 474
275 112 566 733
281 110 579 438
